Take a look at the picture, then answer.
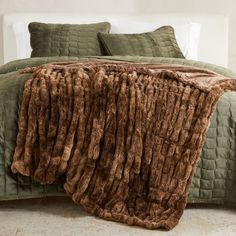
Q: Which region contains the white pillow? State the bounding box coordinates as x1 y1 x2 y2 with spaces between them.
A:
13 23 32 60
12 21 201 60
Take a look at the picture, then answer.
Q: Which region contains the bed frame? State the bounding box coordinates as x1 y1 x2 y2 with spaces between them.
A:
2 13 229 67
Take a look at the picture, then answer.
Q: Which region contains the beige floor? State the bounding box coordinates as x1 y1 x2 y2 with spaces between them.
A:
0 197 235 236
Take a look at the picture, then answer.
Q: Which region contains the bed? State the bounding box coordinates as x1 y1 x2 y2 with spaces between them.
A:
0 13 236 209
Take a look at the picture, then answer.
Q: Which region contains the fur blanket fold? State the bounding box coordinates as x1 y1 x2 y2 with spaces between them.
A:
11 61 236 230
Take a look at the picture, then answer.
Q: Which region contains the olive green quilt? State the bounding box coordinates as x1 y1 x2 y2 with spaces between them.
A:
0 56 236 206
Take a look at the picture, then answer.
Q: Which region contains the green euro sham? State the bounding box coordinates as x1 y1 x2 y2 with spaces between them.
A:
29 22 111 57
98 26 185 58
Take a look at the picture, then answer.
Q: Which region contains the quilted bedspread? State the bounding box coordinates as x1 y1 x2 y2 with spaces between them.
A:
0 56 236 207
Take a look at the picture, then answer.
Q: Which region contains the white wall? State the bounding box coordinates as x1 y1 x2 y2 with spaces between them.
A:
0 0 236 70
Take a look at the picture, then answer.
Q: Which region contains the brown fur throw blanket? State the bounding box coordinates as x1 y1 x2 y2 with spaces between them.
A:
11 61 236 230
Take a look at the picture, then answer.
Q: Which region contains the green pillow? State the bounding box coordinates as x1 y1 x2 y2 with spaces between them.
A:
29 22 111 57
98 26 184 58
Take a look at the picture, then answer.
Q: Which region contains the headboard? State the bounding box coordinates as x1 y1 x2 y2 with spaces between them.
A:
3 13 229 67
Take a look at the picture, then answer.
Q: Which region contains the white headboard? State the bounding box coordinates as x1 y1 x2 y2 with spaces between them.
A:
3 13 229 67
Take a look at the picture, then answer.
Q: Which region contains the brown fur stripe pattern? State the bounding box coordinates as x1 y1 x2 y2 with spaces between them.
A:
11 61 236 230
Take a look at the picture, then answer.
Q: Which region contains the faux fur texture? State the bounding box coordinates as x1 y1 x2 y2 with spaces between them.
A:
11 61 236 230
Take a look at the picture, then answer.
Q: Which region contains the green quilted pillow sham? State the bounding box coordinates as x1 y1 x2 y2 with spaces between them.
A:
29 22 111 57
98 26 184 58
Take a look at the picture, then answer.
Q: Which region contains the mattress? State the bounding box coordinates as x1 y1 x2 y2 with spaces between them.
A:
0 56 236 205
